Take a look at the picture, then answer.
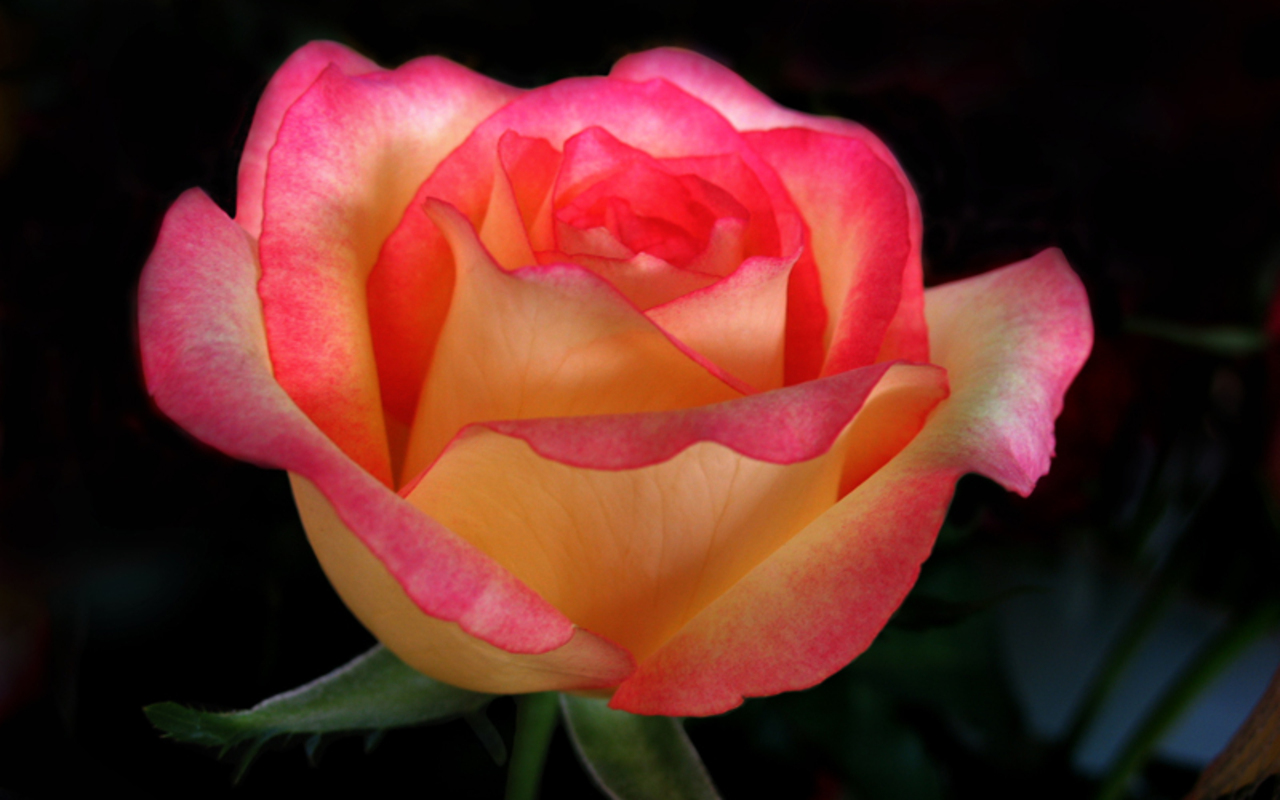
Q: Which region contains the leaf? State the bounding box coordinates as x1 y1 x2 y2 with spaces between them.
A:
145 644 496 778
1124 317 1267 356
560 694 720 800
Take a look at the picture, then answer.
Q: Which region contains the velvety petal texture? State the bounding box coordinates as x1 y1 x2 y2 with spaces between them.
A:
139 42 1093 716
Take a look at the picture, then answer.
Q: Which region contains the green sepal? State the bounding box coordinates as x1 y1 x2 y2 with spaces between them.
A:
560 694 720 800
144 644 496 779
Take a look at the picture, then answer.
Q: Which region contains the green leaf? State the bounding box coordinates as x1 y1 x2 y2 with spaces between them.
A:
1124 317 1268 356
145 644 496 778
560 694 720 800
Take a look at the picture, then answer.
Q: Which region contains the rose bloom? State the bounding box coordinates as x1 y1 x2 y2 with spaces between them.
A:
138 43 1092 716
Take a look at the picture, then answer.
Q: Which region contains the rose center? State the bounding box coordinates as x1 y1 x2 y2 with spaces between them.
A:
556 161 748 270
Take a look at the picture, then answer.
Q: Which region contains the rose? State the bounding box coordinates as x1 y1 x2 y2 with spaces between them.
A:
138 42 1092 716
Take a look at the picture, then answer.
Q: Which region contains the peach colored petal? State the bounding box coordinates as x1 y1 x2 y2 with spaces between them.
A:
537 250 720 312
399 201 746 483
139 189 631 691
258 55 520 485
648 252 796 392
405 362 945 664
610 249 1092 716
406 431 840 664
235 41 379 240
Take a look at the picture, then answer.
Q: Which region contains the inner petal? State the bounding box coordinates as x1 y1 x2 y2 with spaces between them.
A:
536 249 720 312
557 160 747 268
399 200 745 483
480 131 563 270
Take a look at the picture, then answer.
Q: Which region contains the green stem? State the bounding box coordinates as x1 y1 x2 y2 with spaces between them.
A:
1060 571 1178 755
1062 489 1215 758
505 692 559 800
1095 602 1280 800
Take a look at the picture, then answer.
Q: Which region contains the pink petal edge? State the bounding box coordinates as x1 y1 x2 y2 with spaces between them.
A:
236 41 380 240
478 360 939 471
138 189 587 656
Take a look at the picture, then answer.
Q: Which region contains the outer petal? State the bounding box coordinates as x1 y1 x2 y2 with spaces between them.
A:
612 48 929 365
258 53 520 486
235 41 379 240
405 361 947 664
610 249 1092 715
138 190 632 693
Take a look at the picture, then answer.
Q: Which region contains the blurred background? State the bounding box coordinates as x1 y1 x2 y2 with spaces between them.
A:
1 0 1279 797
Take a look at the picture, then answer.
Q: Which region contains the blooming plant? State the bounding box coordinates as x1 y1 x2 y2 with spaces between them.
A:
139 42 1091 792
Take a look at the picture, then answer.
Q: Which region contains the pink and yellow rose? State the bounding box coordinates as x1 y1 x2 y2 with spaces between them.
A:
138 43 1092 715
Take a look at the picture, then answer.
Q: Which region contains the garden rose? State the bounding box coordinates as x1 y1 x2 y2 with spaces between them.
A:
138 43 1092 716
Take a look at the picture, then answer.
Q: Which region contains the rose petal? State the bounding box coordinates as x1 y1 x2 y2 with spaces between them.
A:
291 475 634 693
399 200 747 484
480 360 942 470
259 55 520 486
647 252 796 392
552 125 785 274
235 41 379 240
659 153 784 264
610 249 1092 715
920 249 1093 494
744 128 916 374
372 74 812 428
611 47 929 367
477 131 563 271
497 131 563 256
610 47 898 147
405 361 947 662
554 127 752 269
536 250 721 312
139 189 632 692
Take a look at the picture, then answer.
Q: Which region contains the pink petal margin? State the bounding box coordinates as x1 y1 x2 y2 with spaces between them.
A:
235 41 379 240
609 249 1092 715
138 189 593 657
481 359 926 471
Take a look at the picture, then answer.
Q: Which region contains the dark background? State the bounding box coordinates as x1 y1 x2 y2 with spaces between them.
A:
2 0 1279 797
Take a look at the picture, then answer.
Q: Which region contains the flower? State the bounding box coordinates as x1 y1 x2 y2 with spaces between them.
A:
137 42 1092 716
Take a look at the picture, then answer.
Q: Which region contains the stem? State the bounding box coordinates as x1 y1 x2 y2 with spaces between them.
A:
505 692 559 800
1095 603 1280 800
1062 495 1212 758
1060 571 1178 754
